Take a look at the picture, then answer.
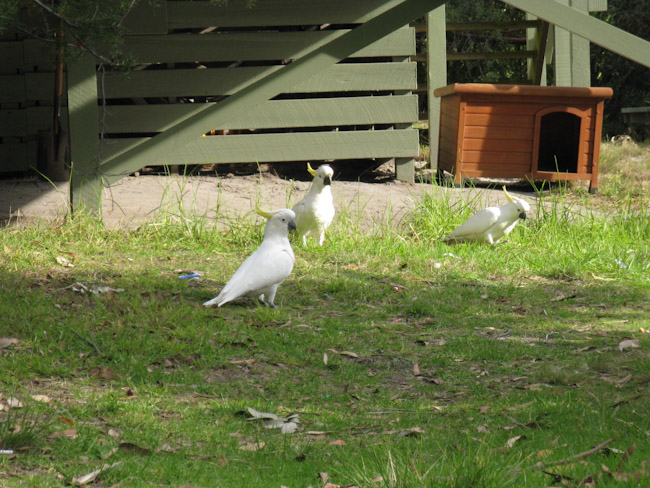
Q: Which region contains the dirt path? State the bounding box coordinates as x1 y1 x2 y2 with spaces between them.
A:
1 172 537 229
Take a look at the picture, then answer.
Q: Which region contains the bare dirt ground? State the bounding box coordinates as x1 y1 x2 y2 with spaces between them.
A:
0 167 537 230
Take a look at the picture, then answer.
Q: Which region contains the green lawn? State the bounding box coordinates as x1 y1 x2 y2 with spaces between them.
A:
1 143 649 487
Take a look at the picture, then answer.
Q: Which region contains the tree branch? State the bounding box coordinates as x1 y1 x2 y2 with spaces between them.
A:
530 438 615 471
31 0 80 29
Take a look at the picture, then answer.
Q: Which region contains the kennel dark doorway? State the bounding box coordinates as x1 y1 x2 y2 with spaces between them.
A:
536 111 582 173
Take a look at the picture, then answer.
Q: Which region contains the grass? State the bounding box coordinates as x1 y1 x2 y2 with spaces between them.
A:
0 142 649 487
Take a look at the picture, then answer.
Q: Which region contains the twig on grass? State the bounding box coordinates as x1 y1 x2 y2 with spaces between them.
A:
56 320 105 357
530 438 614 471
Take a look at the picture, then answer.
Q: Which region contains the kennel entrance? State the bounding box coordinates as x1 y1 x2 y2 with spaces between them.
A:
434 84 613 192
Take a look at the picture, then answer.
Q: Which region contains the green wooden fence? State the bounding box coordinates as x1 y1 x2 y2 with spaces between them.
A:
97 0 419 172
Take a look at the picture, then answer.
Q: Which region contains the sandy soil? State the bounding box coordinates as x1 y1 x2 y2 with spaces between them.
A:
0 170 535 230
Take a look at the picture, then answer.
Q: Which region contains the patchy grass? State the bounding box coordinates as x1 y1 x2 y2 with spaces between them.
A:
1 159 649 487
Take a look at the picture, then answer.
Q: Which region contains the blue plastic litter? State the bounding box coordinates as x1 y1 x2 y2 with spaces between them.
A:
178 273 201 280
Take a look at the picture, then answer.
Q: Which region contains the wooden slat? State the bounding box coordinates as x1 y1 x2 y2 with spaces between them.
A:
100 62 417 98
24 72 56 102
464 138 532 152
27 106 68 135
101 95 418 133
22 39 55 73
124 27 415 64
447 50 536 61
0 109 26 137
100 129 419 165
0 75 25 103
464 126 533 141
0 42 23 74
167 0 405 29
0 143 29 172
462 150 532 166
464 113 534 128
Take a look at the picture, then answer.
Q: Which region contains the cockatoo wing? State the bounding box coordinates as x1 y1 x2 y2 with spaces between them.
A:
445 207 500 241
203 242 294 307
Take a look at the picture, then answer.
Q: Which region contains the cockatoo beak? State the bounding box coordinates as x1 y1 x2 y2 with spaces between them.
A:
503 186 516 203
307 162 317 177
519 212 527 220
288 219 297 232
324 175 332 186
255 204 275 219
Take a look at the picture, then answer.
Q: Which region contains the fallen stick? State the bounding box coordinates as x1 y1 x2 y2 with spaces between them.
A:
531 438 614 471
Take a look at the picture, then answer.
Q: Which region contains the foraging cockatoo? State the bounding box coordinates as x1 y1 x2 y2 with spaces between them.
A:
443 186 530 245
203 207 297 308
292 163 335 246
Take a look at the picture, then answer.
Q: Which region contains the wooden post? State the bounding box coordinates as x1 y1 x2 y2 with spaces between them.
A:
67 52 101 214
426 4 446 174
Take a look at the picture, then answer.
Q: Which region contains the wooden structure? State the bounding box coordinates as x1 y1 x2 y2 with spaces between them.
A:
434 83 612 191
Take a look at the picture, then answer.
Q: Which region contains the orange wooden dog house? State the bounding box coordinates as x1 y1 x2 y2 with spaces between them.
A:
434 83 613 192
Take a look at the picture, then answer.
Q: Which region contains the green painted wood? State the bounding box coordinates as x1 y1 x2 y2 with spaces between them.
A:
427 5 446 172
22 39 55 73
67 53 101 213
0 42 23 74
0 109 26 137
166 0 405 29
0 144 29 172
101 95 418 133
101 130 419 164
99 63 416 99
27 106 68 135
121 0 167 35
123 28 415 64
570 0 590 87
25 72 56 101
588 0 607 12
503 0 650 68
100 0 442 185
0 75 25 103
447 50 536 61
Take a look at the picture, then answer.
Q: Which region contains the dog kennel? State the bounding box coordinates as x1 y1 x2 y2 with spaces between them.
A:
434 84 613 192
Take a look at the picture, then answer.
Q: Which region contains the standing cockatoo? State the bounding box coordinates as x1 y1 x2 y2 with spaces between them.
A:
203 207 297 308
292 163 335 246
443 186 530 245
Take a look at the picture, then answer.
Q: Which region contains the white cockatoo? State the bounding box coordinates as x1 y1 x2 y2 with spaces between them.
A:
203 207 297 308
443 186 530 245
292 163 335 246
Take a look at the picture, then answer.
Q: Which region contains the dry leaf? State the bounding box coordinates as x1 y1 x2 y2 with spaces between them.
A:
617 374 633 385
31 395 50 403
57 416 74 426
50 429 78 440
107 428 121 438
229 359 256 366
6 397 23 408
506 435 523 448
618 339 640 352
328 439 347 446
118 442 150 455
477 425 489 433
323 352 328 366
413 362 421 376
88 367 118 381
3 245 10 254
239 441 265 451
319 472 330 483
55 256 74 267
73 462 121 486
398 427 425 437
479 406 491 414
0 337 19 349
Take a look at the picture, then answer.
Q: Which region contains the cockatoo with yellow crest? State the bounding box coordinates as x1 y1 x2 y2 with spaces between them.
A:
203 207 296 308
292 163 335 246
443 187 530 245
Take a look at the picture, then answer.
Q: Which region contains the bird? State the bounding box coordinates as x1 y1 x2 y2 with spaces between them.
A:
443 186 530 245
203 206 297 308
292 162 335 246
